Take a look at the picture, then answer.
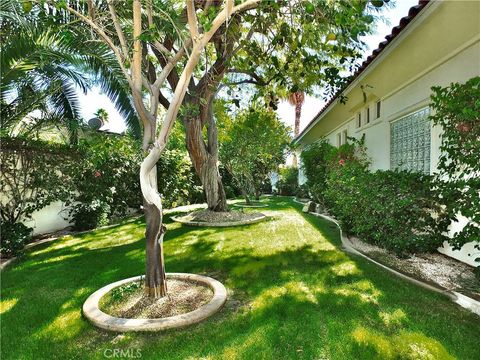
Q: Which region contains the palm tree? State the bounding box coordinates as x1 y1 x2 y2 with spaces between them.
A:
287 91 305 167
94 108 109 124
0 0 139 142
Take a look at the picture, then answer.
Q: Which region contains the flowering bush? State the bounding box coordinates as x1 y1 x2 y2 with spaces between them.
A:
67 135 142 229
430 77 480 255
302 137 443 255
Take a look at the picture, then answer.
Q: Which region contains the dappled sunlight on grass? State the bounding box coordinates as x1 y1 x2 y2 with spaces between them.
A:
219 323 276 359
37 253 84 264
352 326 455 360
379 309 407 329
35 308 83 341
1 197 479 359
0 298 18 315
334 279 383 305
330 261 361 277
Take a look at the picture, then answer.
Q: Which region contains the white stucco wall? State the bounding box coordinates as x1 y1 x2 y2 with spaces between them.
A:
437 214 479 267
21 201 73 236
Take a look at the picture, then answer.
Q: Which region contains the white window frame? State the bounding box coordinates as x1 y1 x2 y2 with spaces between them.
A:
375 100 381 119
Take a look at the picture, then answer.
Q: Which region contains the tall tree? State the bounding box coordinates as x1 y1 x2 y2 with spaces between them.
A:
220 106 291 203
287 91 305 167
139 1 383 213
94 108 109 124
50 0 261 297
0 0 140 141
41 0 388 298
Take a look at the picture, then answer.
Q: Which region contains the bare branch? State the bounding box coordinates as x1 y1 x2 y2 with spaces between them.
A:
146 0 154 27
86 0 95 19
107 0 130 61
186 0 199 42
132 0 143 93
63 4 131 84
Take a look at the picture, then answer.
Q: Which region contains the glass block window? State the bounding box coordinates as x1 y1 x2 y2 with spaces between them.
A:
390 108 431 174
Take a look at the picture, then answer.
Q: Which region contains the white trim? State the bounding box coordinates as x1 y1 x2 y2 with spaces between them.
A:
387 98 430 123
383 35 480 102
354 116 382 134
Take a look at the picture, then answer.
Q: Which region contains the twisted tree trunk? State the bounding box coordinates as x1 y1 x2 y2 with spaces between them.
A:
183 94 228 212
141 125 168 297
143 200 167 297
67 0 262 300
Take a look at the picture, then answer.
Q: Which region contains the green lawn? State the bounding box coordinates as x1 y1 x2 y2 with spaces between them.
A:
1 197 479 359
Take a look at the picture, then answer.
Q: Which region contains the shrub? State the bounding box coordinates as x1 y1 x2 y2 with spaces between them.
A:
0 221 32 258
295 184 310 199
299 139 331 202
71 200 111 231
322 142 442 255
156 149 205 208
66 135 141 230
277 166 298 196
430 77 480 254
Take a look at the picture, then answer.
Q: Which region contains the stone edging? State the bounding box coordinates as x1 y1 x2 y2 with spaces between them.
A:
0 257 17 271
306 209 480 317
171 214 267 227
232 203 268 208
82 273 227 332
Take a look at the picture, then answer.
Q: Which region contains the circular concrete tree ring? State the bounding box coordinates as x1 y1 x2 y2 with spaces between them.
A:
82 273 227 332
171 213 267 227
232 202 269 208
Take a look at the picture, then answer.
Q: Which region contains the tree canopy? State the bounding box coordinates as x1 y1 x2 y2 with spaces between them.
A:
220 105 291 202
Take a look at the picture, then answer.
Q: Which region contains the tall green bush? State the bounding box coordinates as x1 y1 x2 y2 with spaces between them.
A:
220 106 291 203
299 139 331 202
69 135 204 230
430 77 480 254
277 166 299 196
301 138 443 255
68 135 142 230
156 149 205 208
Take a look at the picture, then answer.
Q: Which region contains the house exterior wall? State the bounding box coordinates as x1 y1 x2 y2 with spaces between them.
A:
320 40 479 174
296 1 480 266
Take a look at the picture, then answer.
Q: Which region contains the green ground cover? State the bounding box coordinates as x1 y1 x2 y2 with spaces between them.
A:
1 197 478 359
